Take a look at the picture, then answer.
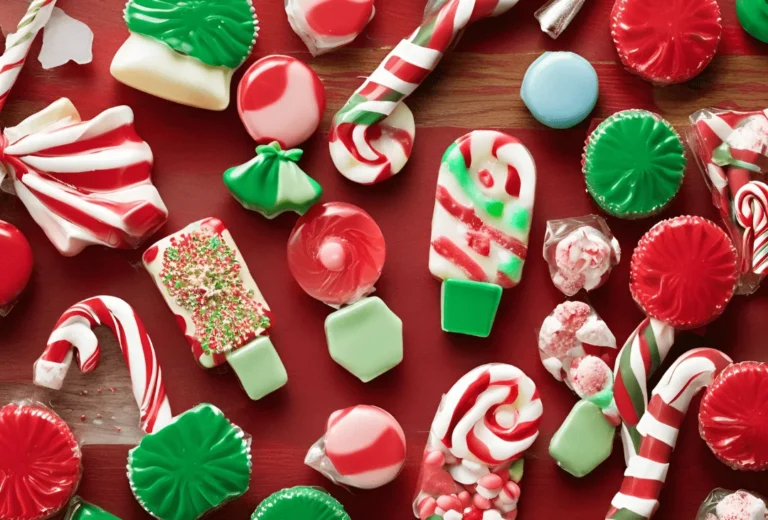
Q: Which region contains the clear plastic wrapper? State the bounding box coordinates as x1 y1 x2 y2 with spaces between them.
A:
697 489 768 520
689 107 768 294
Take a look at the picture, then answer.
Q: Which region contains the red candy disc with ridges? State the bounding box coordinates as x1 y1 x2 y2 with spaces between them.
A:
287 202 385 306
611 0 722 85
629 216 738 328
0 403 82 520
699 362 768 471
0 220 33 315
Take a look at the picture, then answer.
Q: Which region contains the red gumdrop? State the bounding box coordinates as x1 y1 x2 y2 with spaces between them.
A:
0 220 33 314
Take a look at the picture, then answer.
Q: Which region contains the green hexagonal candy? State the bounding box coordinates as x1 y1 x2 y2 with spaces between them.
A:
127 403 252 520
252 487 350 520
549 400 616 477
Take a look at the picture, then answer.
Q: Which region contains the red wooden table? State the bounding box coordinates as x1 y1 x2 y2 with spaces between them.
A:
2 0 768 518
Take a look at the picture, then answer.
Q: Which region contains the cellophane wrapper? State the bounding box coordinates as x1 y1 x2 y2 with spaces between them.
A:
696 488 768 520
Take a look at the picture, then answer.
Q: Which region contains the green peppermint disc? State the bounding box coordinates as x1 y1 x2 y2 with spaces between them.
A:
128 404 252 520
125 0 258 69
736 0 768 43
251 487 350 520
583 109 685 219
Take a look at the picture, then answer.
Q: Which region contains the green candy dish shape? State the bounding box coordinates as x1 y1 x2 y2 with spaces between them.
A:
223 142 323 218
127 403 252 520
124 0 258 69
251 487 351 520
583 109 686 219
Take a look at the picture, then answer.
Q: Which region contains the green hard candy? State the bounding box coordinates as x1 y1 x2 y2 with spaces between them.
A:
226 336 288 400
736 0 768 43
251 487 350 520
549 400 616 477
441 279 503 337
584 109 685 219
64 497 120 520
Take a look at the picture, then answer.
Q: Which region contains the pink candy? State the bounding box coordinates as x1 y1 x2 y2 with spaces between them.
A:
286 0 375 56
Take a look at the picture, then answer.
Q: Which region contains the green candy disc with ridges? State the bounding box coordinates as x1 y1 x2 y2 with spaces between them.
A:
583 110 685 219
127 403 252 520
124 0 258 69
251 486 351 520
736 0 768 43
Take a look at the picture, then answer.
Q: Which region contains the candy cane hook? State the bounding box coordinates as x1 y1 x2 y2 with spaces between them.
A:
33 295 173 433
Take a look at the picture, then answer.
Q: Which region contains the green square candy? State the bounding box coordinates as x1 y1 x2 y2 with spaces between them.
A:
441 279 503 338
226 336 288 400
325 297 403 382
549 400 616 477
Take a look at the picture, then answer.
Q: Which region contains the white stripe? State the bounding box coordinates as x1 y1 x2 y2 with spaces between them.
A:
453 0 475 31
611 493 658 518
703 115 735 141
351 100 398 117
392 39 442 70
624 456 668 482
21 142 152 174
353 124 379 161
637 413 678 446
368 67 420 96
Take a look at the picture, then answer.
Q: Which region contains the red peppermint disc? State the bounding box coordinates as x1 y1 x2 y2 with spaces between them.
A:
0 403 82 520
237 55 326 149
699 362 768 471
0 220 33 316
611 0 722 85
287 202 385 306
630 216 737 328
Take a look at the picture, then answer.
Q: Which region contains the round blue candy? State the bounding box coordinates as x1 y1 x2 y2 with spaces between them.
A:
520 51 599 129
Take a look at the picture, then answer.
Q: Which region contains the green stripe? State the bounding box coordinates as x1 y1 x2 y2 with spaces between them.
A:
645 323 661 374
412 16 437 47
9 32 33 50
608 508 647 520
617 331 646 424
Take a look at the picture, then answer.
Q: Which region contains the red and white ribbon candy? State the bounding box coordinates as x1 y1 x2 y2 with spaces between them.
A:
606 348 732 520
0 98 168 256
734 181 768 275
0 0 57 111
33 296 173 434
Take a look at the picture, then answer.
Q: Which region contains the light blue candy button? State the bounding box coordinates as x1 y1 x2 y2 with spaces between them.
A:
520 51 599 129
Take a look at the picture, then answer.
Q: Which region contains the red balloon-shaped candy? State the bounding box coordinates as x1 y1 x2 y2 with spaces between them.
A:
287 202 385 306
0 220 33 316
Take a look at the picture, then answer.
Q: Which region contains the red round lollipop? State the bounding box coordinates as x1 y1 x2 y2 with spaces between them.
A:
0 220 33 316
630 216 738 328
0 403 82 520
699 361 768 471
287 202 385 306
611 0 722 85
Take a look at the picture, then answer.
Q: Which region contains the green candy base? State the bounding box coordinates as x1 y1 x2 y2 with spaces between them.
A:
227 336 288 400
252 486 350 520
64 497 120 520
549 400 616 477
325 297 403 383
441 279 503 338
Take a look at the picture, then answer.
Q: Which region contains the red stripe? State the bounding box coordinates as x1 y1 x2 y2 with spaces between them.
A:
432 236 488 282
638 436 673 463
383 54 431 85
619 476 664 500
31 162 152 192
428 0 460 51
329 427 406 474
647 395 684 427
0 58 25 74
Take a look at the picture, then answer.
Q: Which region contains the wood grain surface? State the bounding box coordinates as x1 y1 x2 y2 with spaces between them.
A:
1 0 768 518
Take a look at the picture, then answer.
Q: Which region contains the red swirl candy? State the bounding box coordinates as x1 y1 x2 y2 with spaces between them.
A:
0 220 33 316
287 202 385 306
630 216 738 328
611 0 722 85
699 361 768 471
0 403 82 520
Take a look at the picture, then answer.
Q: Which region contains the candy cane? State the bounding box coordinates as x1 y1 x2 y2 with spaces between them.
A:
33 296 173 433
0 0 57 112
734 181 768 275
606 348 732 520
329 0 520 185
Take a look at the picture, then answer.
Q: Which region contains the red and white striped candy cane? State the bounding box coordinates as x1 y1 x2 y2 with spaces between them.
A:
606 348 732 520
33 296 173 434
734 180 768 275
0 0 57 112
330 0 520 184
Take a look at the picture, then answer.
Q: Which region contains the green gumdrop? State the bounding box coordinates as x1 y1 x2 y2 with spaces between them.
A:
251 486 350 520
124 0 258 69
549 400 616 478
441 279 503 338
127 404 252 520
64 497 120 520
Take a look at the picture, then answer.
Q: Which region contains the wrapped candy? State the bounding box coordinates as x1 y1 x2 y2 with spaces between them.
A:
606 349 732 520
286 0 375 56
689 107 768 294
543 215 620 295
288 203 402 382
535 0 587 39
413 364 542 520
0 220 33 316
305 405 407 489
0 98 168 256
143 218 288 400
429 130 536 337
110 0 259 110
697 489 768 520
329 0 523 184
0 402 82 520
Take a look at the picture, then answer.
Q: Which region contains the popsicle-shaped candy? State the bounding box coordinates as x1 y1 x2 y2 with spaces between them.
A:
429 130 536 337
143 218 287 400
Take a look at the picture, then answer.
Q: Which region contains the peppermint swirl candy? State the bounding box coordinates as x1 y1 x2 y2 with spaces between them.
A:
734 181 768 275
431 364 542 466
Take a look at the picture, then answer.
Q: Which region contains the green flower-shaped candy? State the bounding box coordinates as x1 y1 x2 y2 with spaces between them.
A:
124 0 258 69
251 487 350 520
128 403 252 520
